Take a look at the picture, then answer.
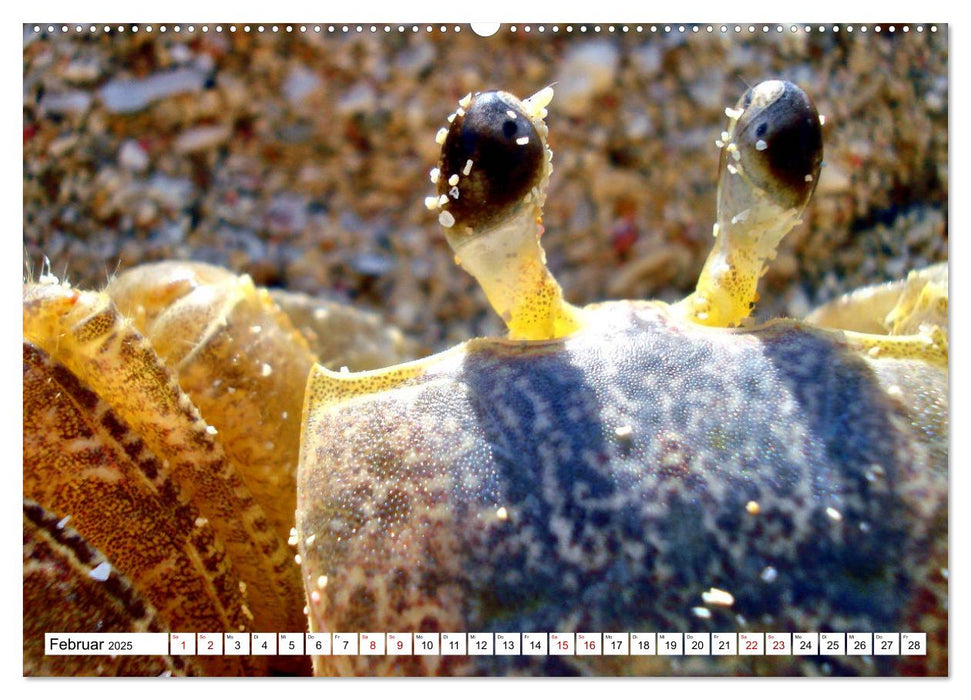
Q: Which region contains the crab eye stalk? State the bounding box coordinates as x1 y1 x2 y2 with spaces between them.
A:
436 91 547 232
718 80 823 224
678 80 824 328
427 88 582 342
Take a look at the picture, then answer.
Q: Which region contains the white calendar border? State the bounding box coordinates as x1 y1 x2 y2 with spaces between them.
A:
8 0 964 697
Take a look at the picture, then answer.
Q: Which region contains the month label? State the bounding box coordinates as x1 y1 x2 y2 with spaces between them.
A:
44 633 168 656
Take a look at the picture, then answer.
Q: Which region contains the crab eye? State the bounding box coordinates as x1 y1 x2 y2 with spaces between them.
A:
731 80 823 211
437 91 546 231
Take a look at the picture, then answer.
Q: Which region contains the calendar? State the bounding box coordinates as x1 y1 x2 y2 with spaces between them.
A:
44 631 928 659
22 17 948 681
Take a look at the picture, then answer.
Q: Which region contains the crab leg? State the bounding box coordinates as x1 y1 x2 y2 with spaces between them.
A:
807 264 948 367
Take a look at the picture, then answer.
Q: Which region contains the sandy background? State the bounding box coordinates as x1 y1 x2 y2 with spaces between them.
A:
23 23 948 353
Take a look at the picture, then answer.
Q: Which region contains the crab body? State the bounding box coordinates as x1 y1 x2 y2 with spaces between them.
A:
298 300 946 675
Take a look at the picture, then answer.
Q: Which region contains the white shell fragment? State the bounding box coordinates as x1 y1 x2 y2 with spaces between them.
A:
439 210 456 228
523 85 555 119
88 562 111 582
525 85 554 109
702 587 735 607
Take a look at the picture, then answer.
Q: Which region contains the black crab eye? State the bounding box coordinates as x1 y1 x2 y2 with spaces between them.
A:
732 80 823 211
436 91 546 231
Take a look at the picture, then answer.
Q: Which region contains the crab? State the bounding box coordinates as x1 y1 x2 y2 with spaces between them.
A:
296 81 947 676
22 81 946 677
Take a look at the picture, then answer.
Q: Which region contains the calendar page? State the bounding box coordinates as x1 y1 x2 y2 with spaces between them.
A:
21 7 949 680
